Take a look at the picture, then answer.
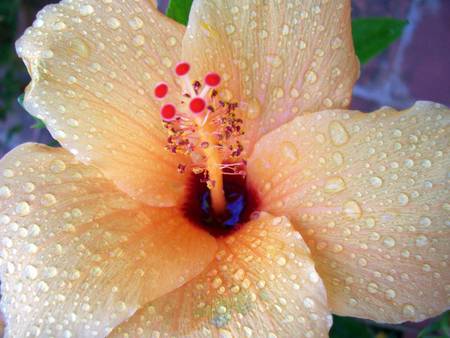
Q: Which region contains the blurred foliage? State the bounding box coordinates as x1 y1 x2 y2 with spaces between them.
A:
352 17 408 64
0 0 24 121
418 312 450 338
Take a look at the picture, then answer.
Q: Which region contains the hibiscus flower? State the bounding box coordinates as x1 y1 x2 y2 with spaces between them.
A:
1 0 449 337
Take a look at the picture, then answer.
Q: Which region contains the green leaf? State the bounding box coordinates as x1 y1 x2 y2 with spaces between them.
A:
166 0 193 26
330 316 375 338
352 17 408 64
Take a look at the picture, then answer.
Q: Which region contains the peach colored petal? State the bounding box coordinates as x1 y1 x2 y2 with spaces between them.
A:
16 0 188 207
247 102 450 323
109 213 332 337
183 0 359 151
0 143 217 337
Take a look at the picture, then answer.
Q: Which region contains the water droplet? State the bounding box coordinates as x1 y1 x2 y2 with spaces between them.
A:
415 235 428 247
370 176 383 188
281 142 298 163
24 265 38 279
324 176 346 193
343 200 362 219
50 159 66 173
69 270 81 280
332 152 344 166
419 216 431 227
329 121 349 146
0 186 11 198
358 258 367 267
67 118 79 127
116 301 127 312
90 266 102 277
3 169 14 178
132 34 145 46
225 24 236 35
276 255 287 266
421 159 431 168
273 87 284 98
37 280 50 292
269 55 283 68
290 88 300 98
246 97 261 119
52 21 67 31
79 5 94 16
369 232 380 241
41 193 57 206
323 97 333 107
29 223 41 236
398 193 409 206
2 237 12 248
309 271 320 283
305 70 317 84
107 17 121 30
385 289 396 299
402 304 416 318
162 57 172 68
383 236 396 248
332 244 344 253
41 50 54 59
331 36 343 49
128 17 143 30
166 36 177 46
367 282 378 293
70 38 90 58
218 329 233 338
303 297 315 308
16 201 31 216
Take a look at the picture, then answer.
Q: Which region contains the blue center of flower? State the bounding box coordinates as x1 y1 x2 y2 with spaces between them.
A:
184 174 259 237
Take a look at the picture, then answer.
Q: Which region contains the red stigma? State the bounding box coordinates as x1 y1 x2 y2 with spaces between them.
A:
205 72 221 87
175 62 190 76
161 103 176 121
189 97 206 114
154 82 168 99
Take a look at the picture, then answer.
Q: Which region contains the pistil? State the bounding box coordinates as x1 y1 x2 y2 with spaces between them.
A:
153 62 245 215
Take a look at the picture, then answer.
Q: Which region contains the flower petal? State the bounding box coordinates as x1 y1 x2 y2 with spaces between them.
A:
0 144 217 337
16 0 187 207
183 0 359 149
110 213 332 337
247 102 450 323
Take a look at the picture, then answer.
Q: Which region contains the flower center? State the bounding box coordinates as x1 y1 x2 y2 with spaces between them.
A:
183 173 259 237
154 62 246 215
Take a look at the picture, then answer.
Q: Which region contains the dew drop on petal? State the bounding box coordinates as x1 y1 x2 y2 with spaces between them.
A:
50 159 66 173
16 201 31 216
324 176 346 193
370 176 383 188
343 200 362 219
402 304 416 318
281 142 298 163
329 121 349 146
246 97 261 119
107 17 121 30
0 186 11 198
